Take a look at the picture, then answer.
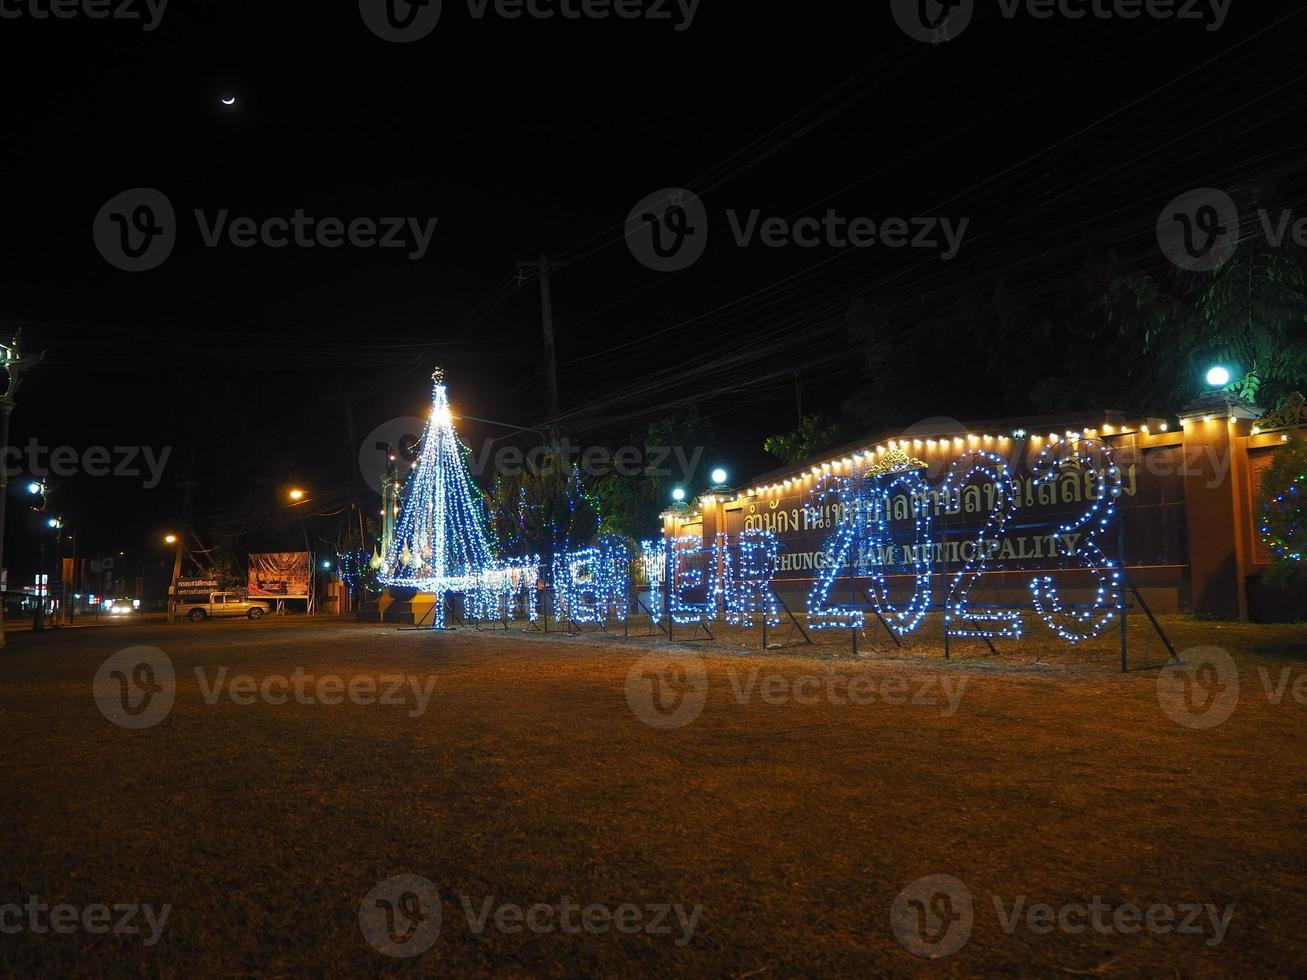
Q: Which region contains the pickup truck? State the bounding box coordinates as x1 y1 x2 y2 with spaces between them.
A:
179 592 270 622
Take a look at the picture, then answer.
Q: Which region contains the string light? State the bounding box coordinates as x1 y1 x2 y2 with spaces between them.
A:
1258 431 1306 570
671 424 1140 647
668 535 717 624
862 465 934 636
805 475 866 630
640 539 667 624
378 368 514 628
719 530 782 627
552 536 630 624
1025 438 1122 643
942 451 1023 640
339 550 379 593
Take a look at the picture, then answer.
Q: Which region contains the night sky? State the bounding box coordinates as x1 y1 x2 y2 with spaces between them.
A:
2 1 1304 579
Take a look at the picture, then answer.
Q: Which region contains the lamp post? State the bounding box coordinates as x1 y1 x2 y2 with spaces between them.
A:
46 517 63 628
165 533 183 623
0 330 44 649
25 481 51 629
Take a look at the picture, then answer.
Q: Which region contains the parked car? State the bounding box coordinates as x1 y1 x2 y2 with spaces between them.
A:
180 592 270 622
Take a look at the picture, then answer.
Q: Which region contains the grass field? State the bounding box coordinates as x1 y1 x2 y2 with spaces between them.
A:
1 615 1304 977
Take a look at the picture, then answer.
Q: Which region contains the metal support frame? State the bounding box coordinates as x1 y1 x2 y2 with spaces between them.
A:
1115 516 1181 672
396 592 461 632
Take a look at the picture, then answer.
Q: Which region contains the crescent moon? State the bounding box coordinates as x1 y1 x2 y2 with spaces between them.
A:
221 95 236 106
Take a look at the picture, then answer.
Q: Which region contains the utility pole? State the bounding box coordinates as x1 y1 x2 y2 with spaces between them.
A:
515 254 564 446
68 527 78 624
0 330 44 650
50 518 64 628
35 532 45 630
166 452 197 624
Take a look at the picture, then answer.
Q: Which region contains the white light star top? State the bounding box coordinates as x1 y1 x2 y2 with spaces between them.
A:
431 368 453 427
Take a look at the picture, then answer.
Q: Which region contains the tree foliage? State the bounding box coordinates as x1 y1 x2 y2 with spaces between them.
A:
488 454 601 566
763 413 845 465
1259 427 1307 590
798 181 1307 443
593 408 712 538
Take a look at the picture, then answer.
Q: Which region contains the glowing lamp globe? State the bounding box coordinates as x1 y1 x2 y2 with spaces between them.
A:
711 468 728 485
672 487 686 502
1206 366 1231 387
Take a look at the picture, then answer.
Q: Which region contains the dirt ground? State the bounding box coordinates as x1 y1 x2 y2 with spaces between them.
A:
0 615 1304 977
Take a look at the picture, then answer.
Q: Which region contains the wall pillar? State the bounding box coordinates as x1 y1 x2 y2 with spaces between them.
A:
1178 395 1259 620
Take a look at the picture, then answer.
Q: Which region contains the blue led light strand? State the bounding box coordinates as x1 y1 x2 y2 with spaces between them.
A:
1026 437 1123 643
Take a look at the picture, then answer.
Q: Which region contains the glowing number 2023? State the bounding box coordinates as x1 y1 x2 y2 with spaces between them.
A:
943 451 1022 639
1028 439 1123 643
805 477 865 629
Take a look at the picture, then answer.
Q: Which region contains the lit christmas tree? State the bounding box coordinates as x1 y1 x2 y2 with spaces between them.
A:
1259 427 1307 588
379 368 500 627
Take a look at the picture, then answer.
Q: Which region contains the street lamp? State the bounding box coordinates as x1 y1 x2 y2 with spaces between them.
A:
46 517 65 627
31 514 63 630
289 488 306 501
0 330 46 648
164 534 177 545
